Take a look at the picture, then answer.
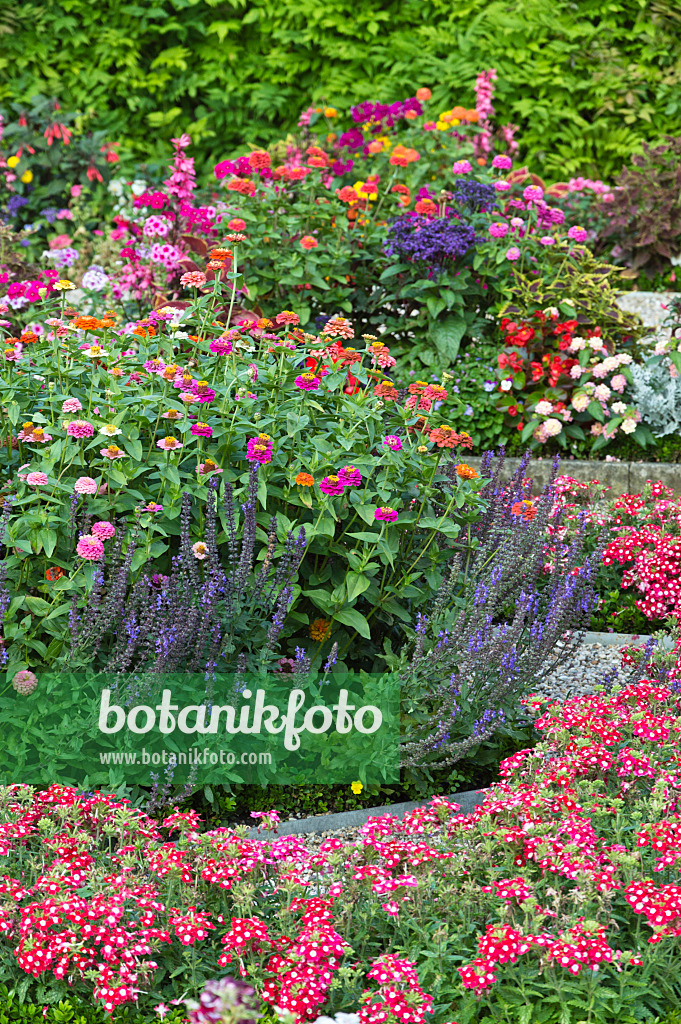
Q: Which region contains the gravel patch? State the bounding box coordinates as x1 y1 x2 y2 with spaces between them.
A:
529 640 630 704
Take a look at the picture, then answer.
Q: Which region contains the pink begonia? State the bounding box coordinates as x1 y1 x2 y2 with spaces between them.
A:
505 247 521 261
74 476 98 495
26 472 48 486
91 521 116 541
62 397 83 413
66 420 94 439
76 534 105 561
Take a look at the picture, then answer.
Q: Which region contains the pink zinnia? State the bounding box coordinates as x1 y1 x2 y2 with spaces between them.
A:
338 465 362 487
76 534 105 561
62 397 83 413
209 338 233 355
494 180 511 192
196 462 223 475
91 521 116 541
246 435 273 464
13 670 38 695
488 222 508 239
375 507 398 523
568 225 588 243
26 472 48 486
539 236 555 246
192 541 209 560
191 422 213 438
523 185 544 202
505 247 521 261
228 218 246 230
67 420 94 439
492 154 513 170
275 311 300 326
319 475 344 496
452 160 472 174
383 435 403 451
295 373 320 391
300 235 318 249
157 437 183 451
143 358 166 374
74 476 98 494
143 502 164 513
101 445 126 459
192 382 216 403
180 271 207 288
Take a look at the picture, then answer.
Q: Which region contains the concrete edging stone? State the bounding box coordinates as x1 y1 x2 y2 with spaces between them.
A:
465 457 680 496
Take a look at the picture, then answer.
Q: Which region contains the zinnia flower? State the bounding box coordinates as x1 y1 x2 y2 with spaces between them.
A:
62 397 83 413
209 337 233 355
505 247 521 261
275 311 300 326
12 670 38 695
295 373 321 391
246 434 273 464
74 476 98 494
91 521 116 540
374 507 398 522
319 475 344 495
101 445 126 459
157 437 183 451
383 435 403 451
26 472 48 486
192 541 209 560
67 420 94 439
99 424 122 436
197 460 223 475
452 160 473 174
309 618 332 640
191 422 213 438
456 463 479 479
300 235 318 249
567 225 588 242
76 534 105 560
295 472 315 487
180 271 207 288
338 465 362 486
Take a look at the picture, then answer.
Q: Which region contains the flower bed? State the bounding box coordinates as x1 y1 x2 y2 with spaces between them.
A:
2 675 681 1023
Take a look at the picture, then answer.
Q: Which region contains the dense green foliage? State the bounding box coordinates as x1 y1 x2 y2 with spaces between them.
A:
1 0 680 177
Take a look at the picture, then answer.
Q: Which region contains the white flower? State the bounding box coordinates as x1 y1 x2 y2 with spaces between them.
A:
568 337 586 352
535 400 553 415
616 353 633 365
543 418 563 437
500 379 513 391
611 402 627 415
99 424 122 437
131 179 148 196
594 384 611 402
621 418 637 434
571 393 590 412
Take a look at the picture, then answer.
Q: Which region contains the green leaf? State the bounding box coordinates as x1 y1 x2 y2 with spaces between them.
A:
521 419 539 442
346 571 371 603
124 438 143 461
587 400 605 423
25 596 51 616
334 607 371 638
429 316 467 362
379 263 407 280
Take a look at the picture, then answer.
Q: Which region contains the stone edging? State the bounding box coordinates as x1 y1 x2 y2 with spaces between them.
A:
465 457 680 496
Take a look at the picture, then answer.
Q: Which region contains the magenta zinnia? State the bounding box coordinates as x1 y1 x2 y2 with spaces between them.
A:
191 422 213 438
295 373 321 391
319 475 345 496
375 506 399 522
246 434 273 464
338 465 362 486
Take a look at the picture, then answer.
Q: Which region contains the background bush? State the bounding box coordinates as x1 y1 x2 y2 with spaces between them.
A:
1 0 680 178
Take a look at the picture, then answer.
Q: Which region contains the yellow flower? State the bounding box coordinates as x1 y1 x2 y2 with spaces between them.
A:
324 107 337 118
351 781 363 795
7 155 19 169
353 181 377 202
435 121 449 131
53 280 75 291
20 170 33 184
309 618 332 641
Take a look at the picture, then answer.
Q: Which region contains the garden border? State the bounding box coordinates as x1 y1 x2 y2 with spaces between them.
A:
466 457 680 495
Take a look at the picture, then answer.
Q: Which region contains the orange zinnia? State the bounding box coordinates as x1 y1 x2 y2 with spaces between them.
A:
295 472 315 487
45 566 65 581
456 464 479 480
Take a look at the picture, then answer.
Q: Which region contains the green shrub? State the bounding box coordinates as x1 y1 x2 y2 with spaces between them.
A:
1 0 680 178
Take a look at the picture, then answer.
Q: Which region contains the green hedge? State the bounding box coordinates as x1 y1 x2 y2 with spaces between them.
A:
0 0 680 178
